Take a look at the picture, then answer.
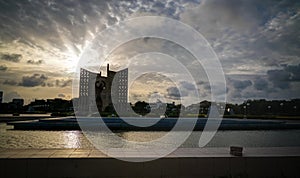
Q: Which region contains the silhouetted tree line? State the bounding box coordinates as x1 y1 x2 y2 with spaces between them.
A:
237 99 300 116
128 99 300 118
0 98 74 115
1 97 299 118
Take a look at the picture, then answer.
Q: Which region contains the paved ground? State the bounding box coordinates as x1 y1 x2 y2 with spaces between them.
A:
1 147 300 178
1 147 300 158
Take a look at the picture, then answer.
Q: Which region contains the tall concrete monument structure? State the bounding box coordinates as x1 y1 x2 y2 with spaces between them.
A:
78 64 128 115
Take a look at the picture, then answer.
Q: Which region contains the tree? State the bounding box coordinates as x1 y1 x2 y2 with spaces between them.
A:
132 101 150 116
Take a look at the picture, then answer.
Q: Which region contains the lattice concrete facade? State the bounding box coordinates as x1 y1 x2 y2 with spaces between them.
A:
78 64 128 115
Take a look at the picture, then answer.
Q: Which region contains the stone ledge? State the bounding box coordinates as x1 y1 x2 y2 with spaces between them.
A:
1 147 300 159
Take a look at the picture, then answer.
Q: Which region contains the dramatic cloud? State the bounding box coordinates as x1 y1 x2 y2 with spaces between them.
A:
165 83 192 100
3 79 18 86
55 79 72 88
232 80 252 91
166 87 181 100
179 0 300 102
19 74 48 87
3 91 21 102
0 0 299 104
27 60 43 65
285 64 300 81
58 93 66 98
0 65 7 71
267 70 290 89
181 0 300 73
254 78 269 91
267 64 300 89
0 53 22 62
47 83 55 87
179 81 196 91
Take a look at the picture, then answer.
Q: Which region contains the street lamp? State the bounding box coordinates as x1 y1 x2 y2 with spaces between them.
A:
267 105 271 115
246 102 250 116
243 105 247 119
280 102 284 115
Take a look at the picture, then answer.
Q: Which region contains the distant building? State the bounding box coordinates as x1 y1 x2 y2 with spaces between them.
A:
12 99 24 107
79 64 128 115
0 98 25 113
47 98 72 112
26 98 72 112
27 99 47 112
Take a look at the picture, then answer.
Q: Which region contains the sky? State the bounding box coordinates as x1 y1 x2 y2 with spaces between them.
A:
0 0 299 105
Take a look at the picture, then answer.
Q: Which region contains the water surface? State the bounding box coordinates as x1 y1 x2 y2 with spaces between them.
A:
1 123 300 149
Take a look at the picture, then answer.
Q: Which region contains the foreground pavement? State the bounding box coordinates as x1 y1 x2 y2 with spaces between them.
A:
0 147 300 178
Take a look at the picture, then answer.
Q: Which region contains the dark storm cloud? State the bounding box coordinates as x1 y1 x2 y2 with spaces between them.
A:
3 79 18 86
166 87 181 100
267 70 290 89
196 81 206 85
27 60 43 65
165 84 191 100
55 79 72 88
179 81 196 91
285 64 300 81
179 0 300 101
0 65 8 71
0 53 22 62
19 74 48 87
58 93 66 98
181 0 300 75
267 64 300 89
0 0 299 102
203 83 211 91
254 78 268 91
232 80 252 90
47 83 54 87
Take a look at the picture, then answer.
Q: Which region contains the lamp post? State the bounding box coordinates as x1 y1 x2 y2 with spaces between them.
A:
267 105 271 115
246 102 250 116
280 102 284 115
243 105 247 119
